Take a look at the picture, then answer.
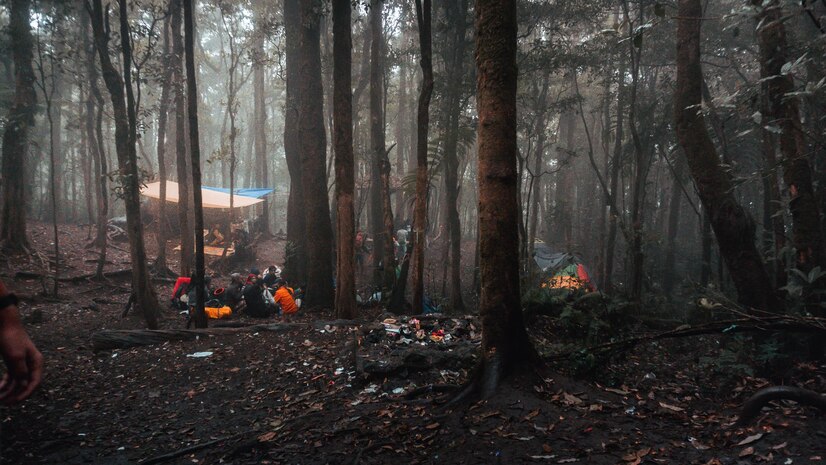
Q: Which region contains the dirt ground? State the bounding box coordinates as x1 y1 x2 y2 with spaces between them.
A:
1 222 824 464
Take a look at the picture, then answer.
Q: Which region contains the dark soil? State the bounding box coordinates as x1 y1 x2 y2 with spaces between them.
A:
1 222 824 464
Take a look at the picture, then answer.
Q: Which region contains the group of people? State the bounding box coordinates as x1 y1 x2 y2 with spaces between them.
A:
171 265 301 320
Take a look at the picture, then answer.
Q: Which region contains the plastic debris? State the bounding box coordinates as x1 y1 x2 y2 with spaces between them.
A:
186 351 213 358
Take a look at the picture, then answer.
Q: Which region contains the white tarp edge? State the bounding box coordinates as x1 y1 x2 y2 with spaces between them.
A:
141 181 264 209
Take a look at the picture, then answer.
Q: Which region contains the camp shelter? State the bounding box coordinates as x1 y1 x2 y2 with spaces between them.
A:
141 181 271 209
532 242 596 291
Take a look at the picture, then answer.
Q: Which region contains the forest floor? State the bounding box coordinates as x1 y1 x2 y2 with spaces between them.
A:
0 222 824 464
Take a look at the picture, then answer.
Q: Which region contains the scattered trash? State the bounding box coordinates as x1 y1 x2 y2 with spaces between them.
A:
392 387 404 395
334 367 344 376
362 384 379 394
625 406 636 415
186 351 213 358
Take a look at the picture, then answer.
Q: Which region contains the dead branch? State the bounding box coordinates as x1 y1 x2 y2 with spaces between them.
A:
738 386 826 426
92 323 303 351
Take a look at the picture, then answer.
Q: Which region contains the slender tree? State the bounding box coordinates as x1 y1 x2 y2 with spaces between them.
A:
752 0 825 275
88 0 161 329
674 0 779 311
411 0 434 315
152 10 174 274
171 0 193 277
0 0 36 253
183 0 208 328
333 0 356 319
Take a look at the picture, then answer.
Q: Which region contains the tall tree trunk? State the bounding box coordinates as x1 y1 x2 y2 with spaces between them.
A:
253 13 270 235
171 0 193 277
183 0 207 328
298 0 334 308
85 13 109 279
674 0 779 311
333 0 356 319
442 0 469 312
0 0 35 253
89 0 161 328
761 125 786 287
663 156 684 295
153 13 174 274
411 0 434 315
753 0 825 275
604 53 626 292
283 0 307 285
473 0 535 397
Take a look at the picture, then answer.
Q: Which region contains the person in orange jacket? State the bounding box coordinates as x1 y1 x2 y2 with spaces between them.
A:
273 278 298 319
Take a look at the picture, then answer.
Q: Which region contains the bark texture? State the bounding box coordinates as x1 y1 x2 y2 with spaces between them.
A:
475 0 535 397
171 0 193 277
0 0 36 253
90 0 161 328
333 0 356 319
412 0 434 315
298 0 334 309
674 0 779 311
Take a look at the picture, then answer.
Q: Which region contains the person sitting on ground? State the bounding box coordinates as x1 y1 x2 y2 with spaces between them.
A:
223 273 245 312
206 223 225 246
0 279 43 404
273 278 298 320
262 265 280 288
243 277 275 318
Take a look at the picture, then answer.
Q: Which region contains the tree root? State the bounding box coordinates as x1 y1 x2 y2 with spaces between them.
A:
738 386 826 426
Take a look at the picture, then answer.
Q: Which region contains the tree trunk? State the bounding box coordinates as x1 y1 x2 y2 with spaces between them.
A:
298 0 334 309
411 0 434 315
333 0 356 319
0 0 35 253
86 15 109 278
753 0 825 275
604 52 626 293
473 0 535 398
89 0 161 329
253 13 270 235
171 0 193 277
663 156 684 295
674 0 779 311
442 0 469 313
153 13 174 274
283 0 307 285
183 0 207 328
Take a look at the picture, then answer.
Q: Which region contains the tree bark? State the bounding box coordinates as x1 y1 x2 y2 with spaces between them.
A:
183 0 207 328
674 0 779 311
153 12 174 273
412 0 434 315
604 51 626 292
753 0 825 275
333 0 356 319
298 0 334 309
283 0 307 285
89 0 161 328
0 0 36 253
442 0 469 313
253 12 270 235
474 0 536 397
171 0 193 277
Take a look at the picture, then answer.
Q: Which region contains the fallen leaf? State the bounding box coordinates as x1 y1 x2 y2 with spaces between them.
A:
739 446 754 457
425 422 440 430
542 444 553 453
258 432 277 442
563 392 583 405
524 409 540 420
737 433 764 446
658 401 684 412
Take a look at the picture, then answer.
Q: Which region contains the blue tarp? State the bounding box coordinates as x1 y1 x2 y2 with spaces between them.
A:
201 187 273 199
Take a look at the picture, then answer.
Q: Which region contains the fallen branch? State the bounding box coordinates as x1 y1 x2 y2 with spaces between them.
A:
138 432 248 465
545 315 826 362
15 268 133 283
738 386 826 426
92 323 302 351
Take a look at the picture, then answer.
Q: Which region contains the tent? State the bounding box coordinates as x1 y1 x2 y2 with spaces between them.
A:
141 181 268 209
533 243 596 291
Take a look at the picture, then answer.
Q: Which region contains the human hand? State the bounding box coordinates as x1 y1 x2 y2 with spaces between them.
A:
0 312 43 404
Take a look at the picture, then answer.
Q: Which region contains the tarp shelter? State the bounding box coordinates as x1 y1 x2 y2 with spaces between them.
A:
202 186 273 199
141 181 267 209
533 243 596 291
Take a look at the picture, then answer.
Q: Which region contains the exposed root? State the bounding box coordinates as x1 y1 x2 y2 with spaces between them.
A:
738 386 826 426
